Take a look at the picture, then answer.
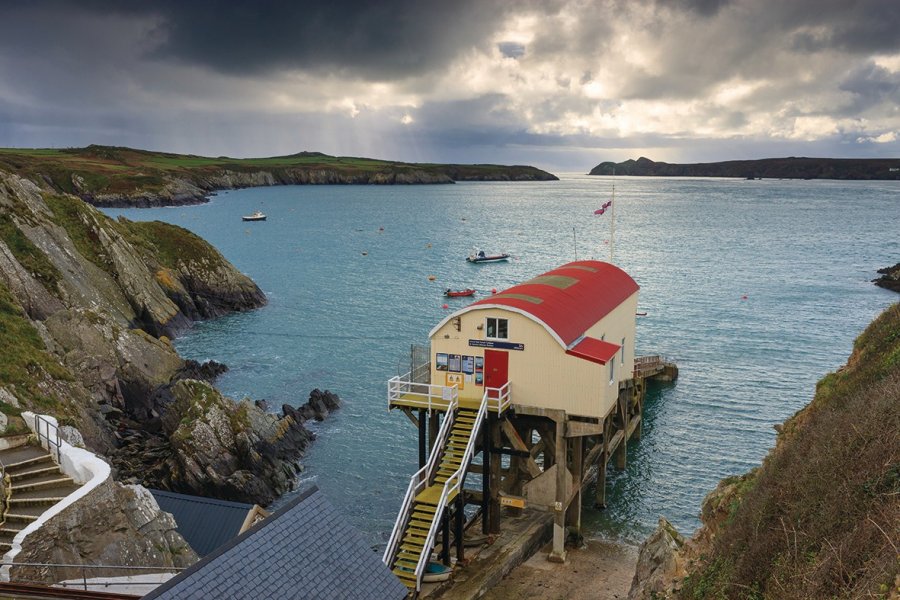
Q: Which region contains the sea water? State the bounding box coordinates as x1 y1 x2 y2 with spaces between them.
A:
103 174 898 546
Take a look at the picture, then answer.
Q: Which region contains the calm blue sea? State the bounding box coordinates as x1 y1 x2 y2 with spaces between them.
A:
102 175 899 546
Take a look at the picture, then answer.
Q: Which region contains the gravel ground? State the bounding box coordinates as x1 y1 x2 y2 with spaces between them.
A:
480 540 639 600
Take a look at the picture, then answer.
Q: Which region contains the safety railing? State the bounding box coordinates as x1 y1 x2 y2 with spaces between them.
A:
485 382 511 414
387 373 458 411
408 390 488 591
1 561 183 592
33 415 61 463
382 397 459 567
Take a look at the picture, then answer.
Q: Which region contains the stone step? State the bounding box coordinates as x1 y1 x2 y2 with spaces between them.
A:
3 453 54 473
8 497 67 508
8 465 61 482
3 513 39 524
12 484 79 501
10 476 75 494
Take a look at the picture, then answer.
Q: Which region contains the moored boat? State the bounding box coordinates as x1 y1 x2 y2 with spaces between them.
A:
242 211 266 221
466 249 510 263
444 288 476 297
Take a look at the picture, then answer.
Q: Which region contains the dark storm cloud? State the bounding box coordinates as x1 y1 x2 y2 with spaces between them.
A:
12 0 522 79
838 62 900 115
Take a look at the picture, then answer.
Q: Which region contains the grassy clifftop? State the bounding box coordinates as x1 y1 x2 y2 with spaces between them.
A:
679 303 900 599
0 145 558 206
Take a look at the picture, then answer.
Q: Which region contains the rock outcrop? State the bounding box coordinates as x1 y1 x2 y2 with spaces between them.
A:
873 262 900 293
112 385 340 505
0 169 318 505
11 480 198 584
628 474 752 600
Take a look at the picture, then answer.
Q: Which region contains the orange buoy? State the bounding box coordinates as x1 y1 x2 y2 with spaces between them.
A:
428 275 436 281
491 288 497 294
442 303 449 309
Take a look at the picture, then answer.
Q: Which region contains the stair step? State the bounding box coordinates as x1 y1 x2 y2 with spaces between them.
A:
400 543 424 554
11 477 75 493
3 514 38 523
8 466 61 482
3 454 54 472
8 497 65 507
392 568 417 583
395 558 419 570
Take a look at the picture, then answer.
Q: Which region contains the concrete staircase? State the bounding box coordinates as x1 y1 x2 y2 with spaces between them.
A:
0 445 80 554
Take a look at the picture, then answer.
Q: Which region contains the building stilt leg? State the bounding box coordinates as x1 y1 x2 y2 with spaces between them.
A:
549 417 567 563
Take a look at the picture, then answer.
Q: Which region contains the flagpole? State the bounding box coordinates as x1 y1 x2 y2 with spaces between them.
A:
609 184 615 263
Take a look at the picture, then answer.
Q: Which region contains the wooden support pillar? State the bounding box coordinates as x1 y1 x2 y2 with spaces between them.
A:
549 417 567 563
441 508 451 566
429 410 440 454
633 380 644 441
615 395 628 470
595 418 609 509
489 415 502 535
418 409 427 468
566 436 583 536
455 493 465 562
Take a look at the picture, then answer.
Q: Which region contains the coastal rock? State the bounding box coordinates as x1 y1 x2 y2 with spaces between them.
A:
873 262 900 293
11 479 197 584
282 388 341 422
112 380 337 506
628 518 687 600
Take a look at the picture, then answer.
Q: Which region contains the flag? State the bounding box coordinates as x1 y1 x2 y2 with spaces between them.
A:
593 200 612 215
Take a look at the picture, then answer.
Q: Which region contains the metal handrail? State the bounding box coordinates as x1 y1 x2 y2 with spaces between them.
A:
0 561 184 593
383 397 459 566
33 415 61 463
387 375 459 412
410 390 488 591
487 381 511 413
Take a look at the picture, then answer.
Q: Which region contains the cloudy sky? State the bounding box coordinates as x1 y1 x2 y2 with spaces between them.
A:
0 0 898 170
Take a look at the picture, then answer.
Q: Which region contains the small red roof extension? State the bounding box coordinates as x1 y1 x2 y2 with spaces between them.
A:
566 337 621 365
469 260 638 347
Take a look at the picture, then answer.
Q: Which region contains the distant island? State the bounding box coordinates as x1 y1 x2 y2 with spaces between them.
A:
589 156 900 180
0 145 558 208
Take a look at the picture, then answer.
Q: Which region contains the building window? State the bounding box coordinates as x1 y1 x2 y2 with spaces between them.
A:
609 359 615 384
486 317 508 339
621 337 626 365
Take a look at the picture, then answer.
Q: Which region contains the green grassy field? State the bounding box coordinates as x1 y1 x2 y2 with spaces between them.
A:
0 145 556 201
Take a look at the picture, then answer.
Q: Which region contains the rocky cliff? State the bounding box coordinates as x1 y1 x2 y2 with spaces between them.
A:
10 480 198 583
0 168 332 508
0 145 558 208
589 156 900 180
874 262 900 293
629 303 900 600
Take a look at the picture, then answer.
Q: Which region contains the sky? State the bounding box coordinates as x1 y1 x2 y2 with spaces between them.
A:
0 0 898 171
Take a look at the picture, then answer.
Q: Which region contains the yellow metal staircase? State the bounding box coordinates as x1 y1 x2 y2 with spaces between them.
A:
384 397 487 593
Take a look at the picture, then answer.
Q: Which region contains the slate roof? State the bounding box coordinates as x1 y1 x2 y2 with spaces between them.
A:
150 489 254 557
143 486 407 600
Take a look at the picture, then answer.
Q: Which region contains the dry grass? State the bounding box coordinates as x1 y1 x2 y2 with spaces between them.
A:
681 303 900 600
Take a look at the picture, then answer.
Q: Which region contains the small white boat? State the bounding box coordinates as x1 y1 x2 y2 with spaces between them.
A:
422 562 452 583
242 211 266 222
466 249 510 263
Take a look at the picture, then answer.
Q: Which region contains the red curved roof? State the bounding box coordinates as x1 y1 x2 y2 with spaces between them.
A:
466 260 638 347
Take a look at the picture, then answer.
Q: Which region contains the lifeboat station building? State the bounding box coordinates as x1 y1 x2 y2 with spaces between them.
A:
384 260 671 594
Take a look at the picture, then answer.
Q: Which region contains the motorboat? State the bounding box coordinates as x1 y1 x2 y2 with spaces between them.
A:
466 249 510 263
444 288 476 298
242 211 267 221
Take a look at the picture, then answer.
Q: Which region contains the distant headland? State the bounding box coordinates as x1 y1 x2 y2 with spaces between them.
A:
589 156 900 180
0 145 558 208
